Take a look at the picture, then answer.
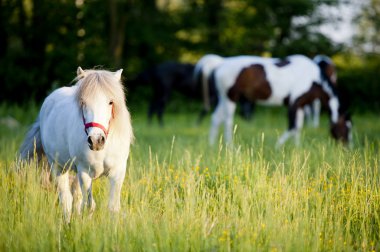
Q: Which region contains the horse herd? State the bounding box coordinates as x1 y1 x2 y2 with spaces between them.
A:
19 53 352 222
130 54 351 146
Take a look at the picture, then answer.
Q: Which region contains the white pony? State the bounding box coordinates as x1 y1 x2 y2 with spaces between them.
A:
20 67 133 222
209 55 351 146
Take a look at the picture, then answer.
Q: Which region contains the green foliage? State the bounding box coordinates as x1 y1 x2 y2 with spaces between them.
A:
0 105 380 251
0 0 343 104
0 0 377 112
353 0 380 54
335 54 380 111
0 0 79 102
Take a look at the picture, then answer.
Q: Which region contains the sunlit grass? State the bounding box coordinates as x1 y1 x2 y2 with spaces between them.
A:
0 104 379 251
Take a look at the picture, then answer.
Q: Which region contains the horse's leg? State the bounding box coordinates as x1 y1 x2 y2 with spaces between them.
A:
108 165 127 212
209 102 225 145
147 101 155 125
196 108 208 125
294 108 305 145
56 171 73 222
71 175 82 215
78 170 96 213
277 130 295 147
304 105 312 126
198 92 219 125
277 105 304 147
312 99 321 128
157 99 165 127
157 88 170 127
240 98 254 121
224 99 237 144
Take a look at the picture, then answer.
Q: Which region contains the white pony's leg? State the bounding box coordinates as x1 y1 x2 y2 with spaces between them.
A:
312 99 321 128
78 170 96 212
71 175 83 214
56 171 73 222
108 165 127 212
209 102 225 145
223 99 236 144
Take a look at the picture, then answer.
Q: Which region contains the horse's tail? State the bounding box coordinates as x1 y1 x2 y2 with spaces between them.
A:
192 59 203 86
192 60 209 110
193 61 206 124
19 116 44 160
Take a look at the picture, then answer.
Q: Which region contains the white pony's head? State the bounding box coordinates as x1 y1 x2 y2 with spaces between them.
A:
76 67 124 151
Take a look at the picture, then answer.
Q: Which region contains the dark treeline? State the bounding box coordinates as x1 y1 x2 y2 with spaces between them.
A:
0 0 378 111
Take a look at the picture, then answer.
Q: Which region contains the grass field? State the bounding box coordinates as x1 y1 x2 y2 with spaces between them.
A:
0 103 379 251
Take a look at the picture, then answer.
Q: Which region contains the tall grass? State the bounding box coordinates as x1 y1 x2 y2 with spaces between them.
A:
0 104 379 251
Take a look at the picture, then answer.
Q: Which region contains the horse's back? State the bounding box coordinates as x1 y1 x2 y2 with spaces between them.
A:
40 86 78 118
287 55 320 73
40 86 77 124
39 86 81 165
259 55 320 104
286 55 321 100
215 55 321 105
197 54 224 76
215 56 270 93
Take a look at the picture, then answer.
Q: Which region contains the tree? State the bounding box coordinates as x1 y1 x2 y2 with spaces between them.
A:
353 0 380 54
0 0 79 102
0 0 346 104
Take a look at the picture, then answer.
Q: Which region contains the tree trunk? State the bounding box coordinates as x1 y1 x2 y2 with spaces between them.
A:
108 0 127 67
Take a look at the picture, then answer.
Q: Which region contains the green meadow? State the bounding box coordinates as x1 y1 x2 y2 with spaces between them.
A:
0 103 379 251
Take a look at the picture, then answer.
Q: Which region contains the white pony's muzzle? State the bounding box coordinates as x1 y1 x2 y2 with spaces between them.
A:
87 133 106 151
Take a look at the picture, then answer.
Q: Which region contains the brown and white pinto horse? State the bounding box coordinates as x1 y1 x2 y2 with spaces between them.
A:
209 55 352 146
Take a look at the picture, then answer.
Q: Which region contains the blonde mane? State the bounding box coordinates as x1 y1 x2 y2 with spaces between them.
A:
75 69 134 144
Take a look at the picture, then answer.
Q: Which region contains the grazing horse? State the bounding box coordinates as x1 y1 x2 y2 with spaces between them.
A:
129 61 195 126
20 67 134 222
303 55 338 128
209 55 352 146
193 54 254 123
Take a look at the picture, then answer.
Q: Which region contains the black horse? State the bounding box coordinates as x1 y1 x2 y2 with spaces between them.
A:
129 61 197 125
128 60 254 126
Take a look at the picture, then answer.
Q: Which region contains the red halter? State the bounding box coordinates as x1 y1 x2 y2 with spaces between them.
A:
82 105 114 137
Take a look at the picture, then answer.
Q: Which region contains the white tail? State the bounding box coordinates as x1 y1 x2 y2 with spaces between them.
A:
19 116 44 160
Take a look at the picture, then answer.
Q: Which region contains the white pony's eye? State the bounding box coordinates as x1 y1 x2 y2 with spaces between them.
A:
109 101 114 105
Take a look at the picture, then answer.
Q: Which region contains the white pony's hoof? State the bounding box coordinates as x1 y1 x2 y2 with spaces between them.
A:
108 205 120 213
108 199 121 212
89 200 96 212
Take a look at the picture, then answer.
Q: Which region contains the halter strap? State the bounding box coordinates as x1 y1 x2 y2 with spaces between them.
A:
84 121 109 136
82 105 114 137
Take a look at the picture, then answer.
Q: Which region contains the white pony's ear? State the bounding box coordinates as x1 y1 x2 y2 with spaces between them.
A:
77 67 86 77
114 69 123 80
